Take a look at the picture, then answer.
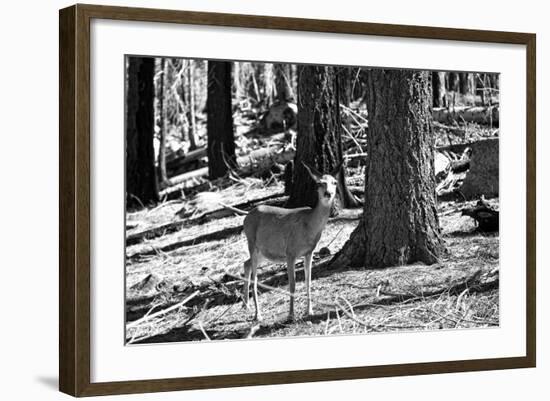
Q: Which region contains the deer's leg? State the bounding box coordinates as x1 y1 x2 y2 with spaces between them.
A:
243 259 252 309
250 251 262 321
286 255 297 321
304 252 313 316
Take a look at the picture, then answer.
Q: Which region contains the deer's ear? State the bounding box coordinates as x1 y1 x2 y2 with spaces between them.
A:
302 161 322 183
330 160 344 178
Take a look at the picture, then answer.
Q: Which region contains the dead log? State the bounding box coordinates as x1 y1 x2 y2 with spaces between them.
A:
237 146 296 175
165 167 209 188
166 146 207 171
432 105 499 126
160 146 296 198
450 158 470 173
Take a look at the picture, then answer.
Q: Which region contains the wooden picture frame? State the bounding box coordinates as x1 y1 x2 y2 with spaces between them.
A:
59 3 536 397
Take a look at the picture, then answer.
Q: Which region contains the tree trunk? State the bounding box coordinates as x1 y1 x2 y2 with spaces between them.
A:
158 58 168 185
187 60 198 150
274 63 293 102
331 69 445 269
206 61 236 179
126 57 159 207
447 72 460 92
476 73 488 105
233 61 243 100
458 72 473 95
290 64 298 97
432 71 447 107
248 63 261 103
286 65 357 215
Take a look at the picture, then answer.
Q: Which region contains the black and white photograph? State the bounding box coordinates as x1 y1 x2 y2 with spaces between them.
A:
124 57 500 344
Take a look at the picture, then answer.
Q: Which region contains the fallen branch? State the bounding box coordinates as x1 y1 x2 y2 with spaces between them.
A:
126 290 200 328
198 321 211 341
127 225 244 259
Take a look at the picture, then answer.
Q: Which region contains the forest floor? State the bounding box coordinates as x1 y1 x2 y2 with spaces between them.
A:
125 178 499 344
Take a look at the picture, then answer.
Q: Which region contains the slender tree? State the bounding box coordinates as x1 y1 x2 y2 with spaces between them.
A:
337 66 352 107
447 72 460 92
187 59 198 150
274 63 293 102
459 72 474 95
206 60 236 179
126 56 158 207
336 66 360 208
286 65 358 215
476 73 488 105
157 58 168 185
432 71 447 107
233 61 243 100
331 70 445 268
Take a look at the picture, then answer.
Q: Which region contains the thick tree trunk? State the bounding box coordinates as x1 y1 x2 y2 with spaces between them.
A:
206 61 236 179
126 57 159 207
158 58 168 185
286 65 357 214
331 70 445 269
432 71 447 107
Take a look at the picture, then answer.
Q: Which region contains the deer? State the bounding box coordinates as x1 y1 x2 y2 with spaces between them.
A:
241 161 342 322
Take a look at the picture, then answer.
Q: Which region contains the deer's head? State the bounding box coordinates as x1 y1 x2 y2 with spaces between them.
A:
302 161 342 208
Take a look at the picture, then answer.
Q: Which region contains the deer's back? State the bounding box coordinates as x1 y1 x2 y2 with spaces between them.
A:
244 205 321 260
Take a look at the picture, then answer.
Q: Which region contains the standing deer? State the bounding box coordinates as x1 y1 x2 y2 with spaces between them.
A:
242 161 342 321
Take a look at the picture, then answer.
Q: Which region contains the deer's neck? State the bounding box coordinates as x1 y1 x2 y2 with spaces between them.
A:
308 199 332 235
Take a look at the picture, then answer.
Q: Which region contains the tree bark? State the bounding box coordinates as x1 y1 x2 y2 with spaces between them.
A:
286 65 357 214
126 57 159 207
331 69 445 269
206 61 236 179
